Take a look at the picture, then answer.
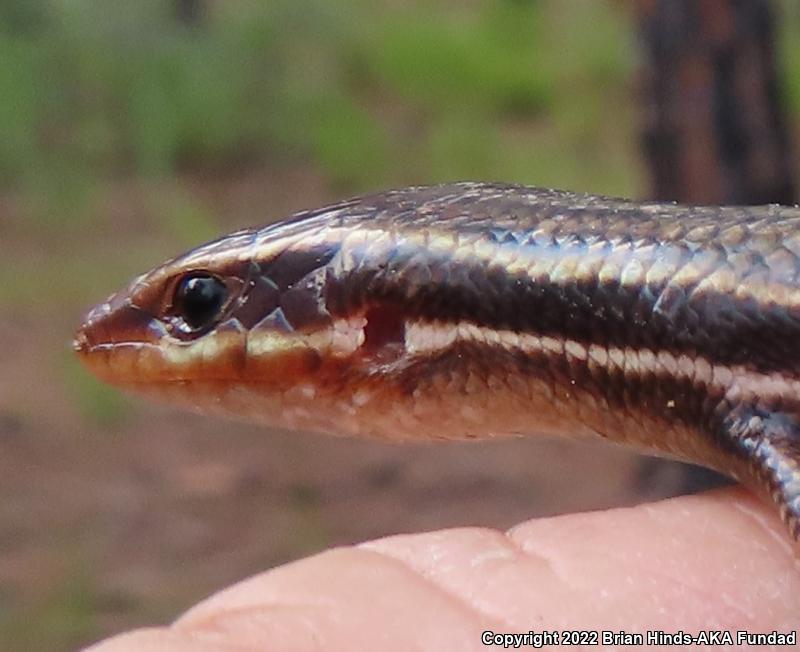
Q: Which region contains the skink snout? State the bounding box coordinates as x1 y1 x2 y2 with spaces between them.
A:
74 297 115 352
73 289 162 375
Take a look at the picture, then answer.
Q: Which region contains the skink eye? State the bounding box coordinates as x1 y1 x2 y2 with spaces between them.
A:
173 274 228 332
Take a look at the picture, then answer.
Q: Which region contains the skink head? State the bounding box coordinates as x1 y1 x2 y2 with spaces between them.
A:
72 204 415 435
75 184 591 440
79 204 329 376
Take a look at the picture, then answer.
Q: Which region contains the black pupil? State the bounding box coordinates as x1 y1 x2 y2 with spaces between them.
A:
175 275 227 330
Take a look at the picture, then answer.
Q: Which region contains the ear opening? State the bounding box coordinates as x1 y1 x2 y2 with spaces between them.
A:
362 304 406 357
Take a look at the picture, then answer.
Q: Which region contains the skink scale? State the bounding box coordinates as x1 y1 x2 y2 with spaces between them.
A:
74 182 800 542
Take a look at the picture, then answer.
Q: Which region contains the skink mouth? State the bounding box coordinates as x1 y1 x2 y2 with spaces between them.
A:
74 293 255 386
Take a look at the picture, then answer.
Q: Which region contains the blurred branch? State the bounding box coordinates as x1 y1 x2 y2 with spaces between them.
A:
636 0 796 205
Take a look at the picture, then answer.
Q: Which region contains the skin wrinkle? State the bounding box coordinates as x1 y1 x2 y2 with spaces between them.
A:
178 603 331 648
371 530 577 628
353 544 518 634
394 495 792 626
368 523 740 630
178 598 335 632
168 554 493 652
506 526 596 598
176 547 499 632
512 541 758 629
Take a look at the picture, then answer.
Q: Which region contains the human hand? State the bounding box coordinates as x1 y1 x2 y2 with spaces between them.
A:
88 488 799 651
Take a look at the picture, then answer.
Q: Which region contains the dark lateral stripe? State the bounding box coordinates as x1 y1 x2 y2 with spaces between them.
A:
325 240 800 374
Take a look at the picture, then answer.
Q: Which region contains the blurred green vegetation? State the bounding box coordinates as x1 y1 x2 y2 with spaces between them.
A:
4 0 800 224
0 561 97 651
0 0 642 230
780 2 800 113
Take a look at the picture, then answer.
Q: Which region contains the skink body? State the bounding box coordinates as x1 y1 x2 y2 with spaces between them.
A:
74 182 800 541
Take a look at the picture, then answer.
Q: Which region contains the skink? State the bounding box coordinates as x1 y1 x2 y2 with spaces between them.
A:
73 182 800 542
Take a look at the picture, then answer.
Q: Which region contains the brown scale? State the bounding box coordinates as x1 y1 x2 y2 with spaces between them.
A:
74 182 800 543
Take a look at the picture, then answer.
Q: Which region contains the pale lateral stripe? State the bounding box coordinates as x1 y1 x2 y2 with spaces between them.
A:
403 320 800 402
156 316 367 367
